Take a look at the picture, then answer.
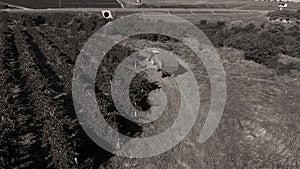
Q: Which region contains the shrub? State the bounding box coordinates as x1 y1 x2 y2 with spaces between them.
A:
32 15 46 26
268 10 300 20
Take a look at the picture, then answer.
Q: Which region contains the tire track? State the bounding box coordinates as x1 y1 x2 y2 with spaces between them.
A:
26 27 118 168
12 26 78 169
39 26 79 65
0 26 48 169
13 26 114 168
30 27 74 93
0 25 20 169
34 25 145 162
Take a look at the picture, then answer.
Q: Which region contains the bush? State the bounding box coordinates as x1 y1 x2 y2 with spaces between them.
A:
32 15 45 26
244 37 279 67
267 10 300 20
209 20 300 73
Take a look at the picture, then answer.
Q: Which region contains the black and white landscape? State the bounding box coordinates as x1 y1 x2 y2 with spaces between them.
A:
0 0 299 168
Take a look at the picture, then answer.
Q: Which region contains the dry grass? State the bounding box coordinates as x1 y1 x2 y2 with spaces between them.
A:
98 43 300 169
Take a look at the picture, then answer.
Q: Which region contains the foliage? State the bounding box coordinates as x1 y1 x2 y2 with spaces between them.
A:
198 20 300 73
267 10 300 20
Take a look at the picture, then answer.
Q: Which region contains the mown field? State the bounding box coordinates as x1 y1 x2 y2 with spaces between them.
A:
0 12 106 169
0 11 299 169
0 11 157 168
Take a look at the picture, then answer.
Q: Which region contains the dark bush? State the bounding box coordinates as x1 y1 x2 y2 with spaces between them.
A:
244 38 279 67
267 10 300 20
32 15 45 26
209 22 300 70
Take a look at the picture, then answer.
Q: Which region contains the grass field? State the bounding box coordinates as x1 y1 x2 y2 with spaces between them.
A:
122 0 252 4
0 0 121 8
184 12 266 23
121 0 252 8
238 1 300 10
121 0 300 11
0 9 299 168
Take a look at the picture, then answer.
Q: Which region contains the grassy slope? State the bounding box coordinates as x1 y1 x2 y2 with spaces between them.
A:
99 45 300 169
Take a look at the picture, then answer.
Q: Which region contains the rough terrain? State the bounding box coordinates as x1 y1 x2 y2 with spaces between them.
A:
0 11 299 169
